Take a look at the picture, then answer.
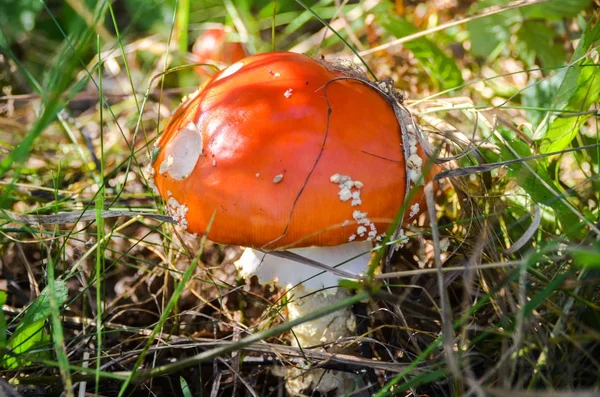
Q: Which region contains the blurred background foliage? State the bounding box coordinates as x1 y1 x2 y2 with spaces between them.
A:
0 0 595 98
0 0 596 112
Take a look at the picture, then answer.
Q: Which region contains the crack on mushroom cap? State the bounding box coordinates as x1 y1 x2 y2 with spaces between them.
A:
162 122 203 181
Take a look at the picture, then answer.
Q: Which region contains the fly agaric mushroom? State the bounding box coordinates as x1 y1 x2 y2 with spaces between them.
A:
192 24 247 77
151 52 432 394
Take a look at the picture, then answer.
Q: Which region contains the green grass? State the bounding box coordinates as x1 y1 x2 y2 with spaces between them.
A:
0 0 598 396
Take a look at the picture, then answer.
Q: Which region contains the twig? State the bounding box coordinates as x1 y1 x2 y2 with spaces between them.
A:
504 204 541 255
2 209 174 226
259 249 361 280
425 182 460 380
375 261 523 279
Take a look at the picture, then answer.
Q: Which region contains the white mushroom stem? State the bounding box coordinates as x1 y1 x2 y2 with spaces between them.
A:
234 241 372 395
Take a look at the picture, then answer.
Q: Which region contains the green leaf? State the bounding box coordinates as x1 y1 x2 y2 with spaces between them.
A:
555 15 600 108
124 0 170 32
521 268 571 319
580 135 600 166
378 11 463 90
338 279 362 290
515 21 566 69
501 139 582 235
467 0 520 61
20 280 68 328
532 14 600 141
467 0 593 66
0 0 43 45
180 376 193 397
571 14 600 61
570 246 600 268
523 0 593 20
1 281 68 369
0 291 6 351
522 68 566 127
539 64 600 153
2 319 50 369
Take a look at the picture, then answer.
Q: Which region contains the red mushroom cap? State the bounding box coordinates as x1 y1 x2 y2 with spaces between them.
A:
152 52 430 249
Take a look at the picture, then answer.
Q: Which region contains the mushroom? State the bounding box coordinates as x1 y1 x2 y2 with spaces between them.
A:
192 24 247 77
151 52 431 395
